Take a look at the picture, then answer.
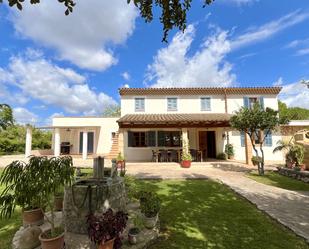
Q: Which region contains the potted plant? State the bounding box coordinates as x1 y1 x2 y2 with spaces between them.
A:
139 191 160 229
37 156 75 249
216 153 227 160
87 208 128 249
289 144 305 171
225 143 234 159
0 158 45 226
251 156 262 166
181 152 192 168
128 215 144 245
273 140 295 168
116 152 125 169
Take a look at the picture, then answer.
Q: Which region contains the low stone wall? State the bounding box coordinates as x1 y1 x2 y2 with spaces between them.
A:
277 167 309 183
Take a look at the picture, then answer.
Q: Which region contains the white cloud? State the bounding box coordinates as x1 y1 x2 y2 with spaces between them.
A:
13 107 38 125
278 80 309 109
231 10 309 50
273 77 283 87
145 25 235 87
285 38 309 56
9 0 138 71
121 72 130 81
220 0 258 5
0 51 117 115
296 48 309 56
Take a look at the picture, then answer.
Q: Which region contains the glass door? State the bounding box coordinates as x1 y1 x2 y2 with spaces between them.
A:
79 132 94 154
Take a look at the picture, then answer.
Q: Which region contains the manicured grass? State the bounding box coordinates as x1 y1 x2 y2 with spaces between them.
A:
247 171 309 191
134 179 309 249
1 168 309 249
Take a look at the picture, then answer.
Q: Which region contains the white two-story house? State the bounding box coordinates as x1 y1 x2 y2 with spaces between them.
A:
24 86 284 164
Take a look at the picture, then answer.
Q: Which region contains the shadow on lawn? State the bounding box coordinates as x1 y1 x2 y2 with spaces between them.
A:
210 163 251 173
135 179 309 249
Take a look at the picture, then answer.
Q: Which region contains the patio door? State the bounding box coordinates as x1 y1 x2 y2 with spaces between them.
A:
199 131 216 160
79 132 94 154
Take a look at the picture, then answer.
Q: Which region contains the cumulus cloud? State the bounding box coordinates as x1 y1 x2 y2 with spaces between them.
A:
9 0 138 71
278 80 309 109
145 25 235 87
13 107 38 125
0 51 117 115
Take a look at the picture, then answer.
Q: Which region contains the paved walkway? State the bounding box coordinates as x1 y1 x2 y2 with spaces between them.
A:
126 162 309 243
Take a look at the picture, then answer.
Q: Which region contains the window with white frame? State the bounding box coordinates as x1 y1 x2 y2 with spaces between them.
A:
135 98 145 112
167 97 178 111
201 97 211 111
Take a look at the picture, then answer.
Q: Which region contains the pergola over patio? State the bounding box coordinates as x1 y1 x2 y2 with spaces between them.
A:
117 113 233 128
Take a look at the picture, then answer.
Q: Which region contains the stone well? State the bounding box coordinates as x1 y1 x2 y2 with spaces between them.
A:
64 176 127 234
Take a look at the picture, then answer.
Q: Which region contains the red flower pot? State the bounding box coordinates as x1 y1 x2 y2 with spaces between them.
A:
181 160 191 168
98 238 115 249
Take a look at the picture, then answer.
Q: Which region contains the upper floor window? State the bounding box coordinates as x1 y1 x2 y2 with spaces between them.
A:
135 98 145 112
243 97 264 110
201 97 211 111
167 97 178 111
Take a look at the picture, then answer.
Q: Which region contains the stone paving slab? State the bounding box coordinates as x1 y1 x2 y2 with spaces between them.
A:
125 162 309 243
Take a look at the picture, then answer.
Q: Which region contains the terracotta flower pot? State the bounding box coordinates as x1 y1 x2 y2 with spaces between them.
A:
228 155 235 160
23 208 44 227
39 231 64 249
98 238 115 249
117 160 125 169
299 164 306 171
54 196 63 211
181 160 191 168
286 160 295 169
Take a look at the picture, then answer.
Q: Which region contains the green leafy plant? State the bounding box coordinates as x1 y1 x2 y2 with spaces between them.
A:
181 139 192 161
0 159 44 217
289 144 305 167
216 153 227 160
139 191 161 218
116 152 124 161
225 144 234 158
251 156 262 166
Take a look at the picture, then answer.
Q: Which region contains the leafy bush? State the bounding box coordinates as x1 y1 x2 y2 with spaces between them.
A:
139 191 161 218
87 208 128 249
225 144 234 157
216 153 227 160
251 156 262 166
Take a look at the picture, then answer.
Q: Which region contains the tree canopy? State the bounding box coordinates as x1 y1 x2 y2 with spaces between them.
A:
0 104 14 130
0 0 214 42
102 105 121 117
230 103 282 175
278 101 309 121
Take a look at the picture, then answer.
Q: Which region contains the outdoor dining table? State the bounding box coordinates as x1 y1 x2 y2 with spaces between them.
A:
155 149 203 162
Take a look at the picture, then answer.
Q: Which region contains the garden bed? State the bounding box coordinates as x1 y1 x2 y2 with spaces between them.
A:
277 167 309 183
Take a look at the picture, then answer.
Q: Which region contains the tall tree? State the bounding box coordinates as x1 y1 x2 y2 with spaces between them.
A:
102 105 121 117
230 103 284 175
0 0 214 42
278 101 309 121
0 104 14 130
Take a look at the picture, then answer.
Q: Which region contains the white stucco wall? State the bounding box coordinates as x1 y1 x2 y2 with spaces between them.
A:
52 117 119 155
121 94 279 116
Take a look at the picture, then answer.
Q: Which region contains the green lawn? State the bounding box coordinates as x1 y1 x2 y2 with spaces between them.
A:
1 169 309 249
247 171 309 191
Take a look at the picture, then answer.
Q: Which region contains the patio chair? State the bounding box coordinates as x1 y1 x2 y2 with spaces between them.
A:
151 150 157 162
190 149 198 162
160 150 169 162
169 150 178 162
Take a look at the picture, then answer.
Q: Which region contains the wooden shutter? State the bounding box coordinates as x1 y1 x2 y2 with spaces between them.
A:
264 129 272 146
243 97 249 108
240 131 245 147
259 96 265 110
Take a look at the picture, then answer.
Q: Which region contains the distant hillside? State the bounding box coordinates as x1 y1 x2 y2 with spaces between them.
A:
279 101 309 121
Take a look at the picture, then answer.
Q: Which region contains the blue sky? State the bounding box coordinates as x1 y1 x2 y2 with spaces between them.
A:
0 0 309 125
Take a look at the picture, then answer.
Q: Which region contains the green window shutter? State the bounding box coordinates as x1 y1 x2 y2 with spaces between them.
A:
243 97 249 108
146 131 156 147
128 131 133 147
259 96 264 110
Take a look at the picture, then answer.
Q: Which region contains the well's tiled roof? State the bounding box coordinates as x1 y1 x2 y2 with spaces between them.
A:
119 87 282 95
117 113 232 124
